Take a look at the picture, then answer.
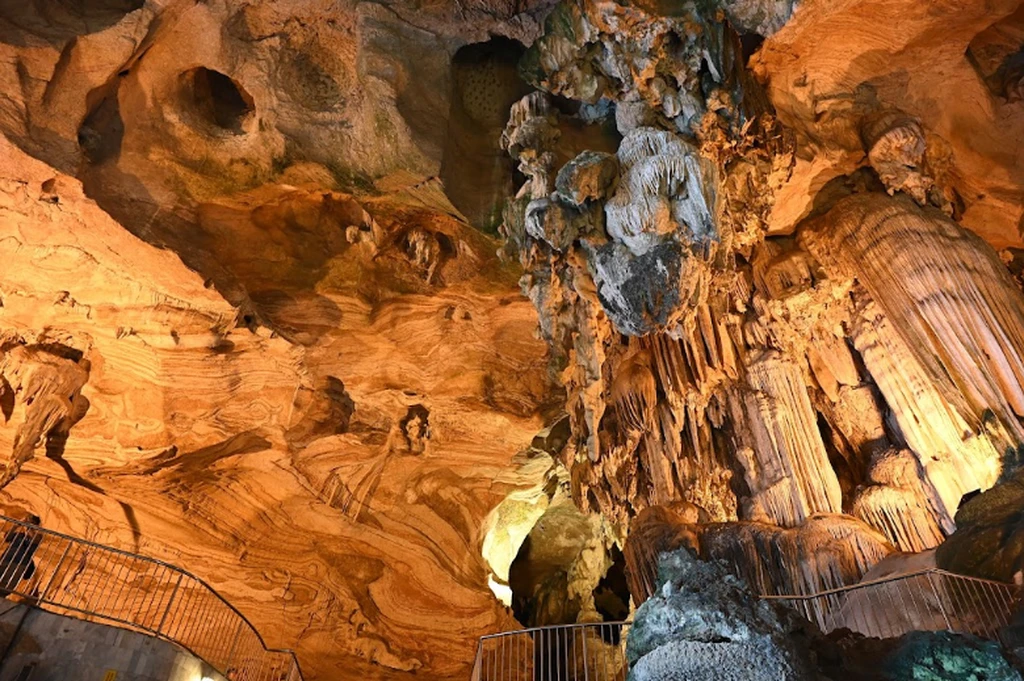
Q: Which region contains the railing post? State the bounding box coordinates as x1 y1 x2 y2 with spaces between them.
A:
580 626 589 681
471 637 483 681
38 540 71 603
157 573 184 635
926 571 953 632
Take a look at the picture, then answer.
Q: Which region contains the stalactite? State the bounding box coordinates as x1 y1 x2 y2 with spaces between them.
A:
728 351 843 526
611 349 658 434
700 515 894 597
801 193 1024 452
604 129 717 257
498 0 1024 605
861 111 931 205
853 449 947 553
847 293 1003 532
797 193 1024 540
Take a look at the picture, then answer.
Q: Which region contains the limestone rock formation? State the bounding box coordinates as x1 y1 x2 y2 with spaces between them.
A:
626 548 819 681
753 0 1024 246
701 515 894 597
4 0 1024 678
0 103 555 681
499 0 1024 610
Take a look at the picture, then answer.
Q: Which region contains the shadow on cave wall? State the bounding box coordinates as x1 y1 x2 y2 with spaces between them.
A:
440 37 534 234
0 0 144 46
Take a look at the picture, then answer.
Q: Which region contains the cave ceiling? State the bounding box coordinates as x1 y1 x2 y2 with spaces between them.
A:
1 0 1024 679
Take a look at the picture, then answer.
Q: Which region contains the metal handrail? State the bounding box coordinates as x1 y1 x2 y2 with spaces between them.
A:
760 568 1005 600
762 568 1020 640
472 569 1021 681
0 514 303 681
623 522 1021 643
473 621 631 681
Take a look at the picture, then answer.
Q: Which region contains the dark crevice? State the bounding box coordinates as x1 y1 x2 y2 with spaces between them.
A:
78 79 124 165
738 32 765 65
184 67 256 135
440 37 533 233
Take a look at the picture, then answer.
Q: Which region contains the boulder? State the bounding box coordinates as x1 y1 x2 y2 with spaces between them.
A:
626 548 819 681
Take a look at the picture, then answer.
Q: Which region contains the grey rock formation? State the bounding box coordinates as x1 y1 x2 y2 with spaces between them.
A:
935 467 1024 582
584 241 685 336
716 0 798 37
626 548 818 681
630 638 797 681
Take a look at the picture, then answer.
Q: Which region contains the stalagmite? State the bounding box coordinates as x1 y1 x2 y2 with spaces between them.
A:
853 448 947 553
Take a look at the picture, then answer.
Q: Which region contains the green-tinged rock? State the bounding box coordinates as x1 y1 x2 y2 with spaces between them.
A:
882 631 1021 681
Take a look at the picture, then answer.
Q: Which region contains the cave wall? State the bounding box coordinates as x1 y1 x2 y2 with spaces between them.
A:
0 0 562 676
2 0 1024 679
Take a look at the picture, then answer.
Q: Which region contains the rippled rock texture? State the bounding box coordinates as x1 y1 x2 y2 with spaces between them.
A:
3 0 1024 679
0 1 561 677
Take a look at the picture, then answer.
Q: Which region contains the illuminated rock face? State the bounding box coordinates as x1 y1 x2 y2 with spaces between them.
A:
0 131 554 681
2 0 1024 679
502 0 1024 601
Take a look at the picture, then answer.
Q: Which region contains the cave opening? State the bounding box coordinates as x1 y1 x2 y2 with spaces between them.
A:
503 500 631 681
507 503 630 627
439 36 533 233
184 67 256 135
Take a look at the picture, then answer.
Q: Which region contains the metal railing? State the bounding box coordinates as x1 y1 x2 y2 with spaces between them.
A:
0 514 302 681
473 622 630 681
763 568 1020 641
471 570 1019 681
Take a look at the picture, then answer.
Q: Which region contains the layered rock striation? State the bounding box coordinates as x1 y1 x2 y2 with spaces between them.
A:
3 0 1024 678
